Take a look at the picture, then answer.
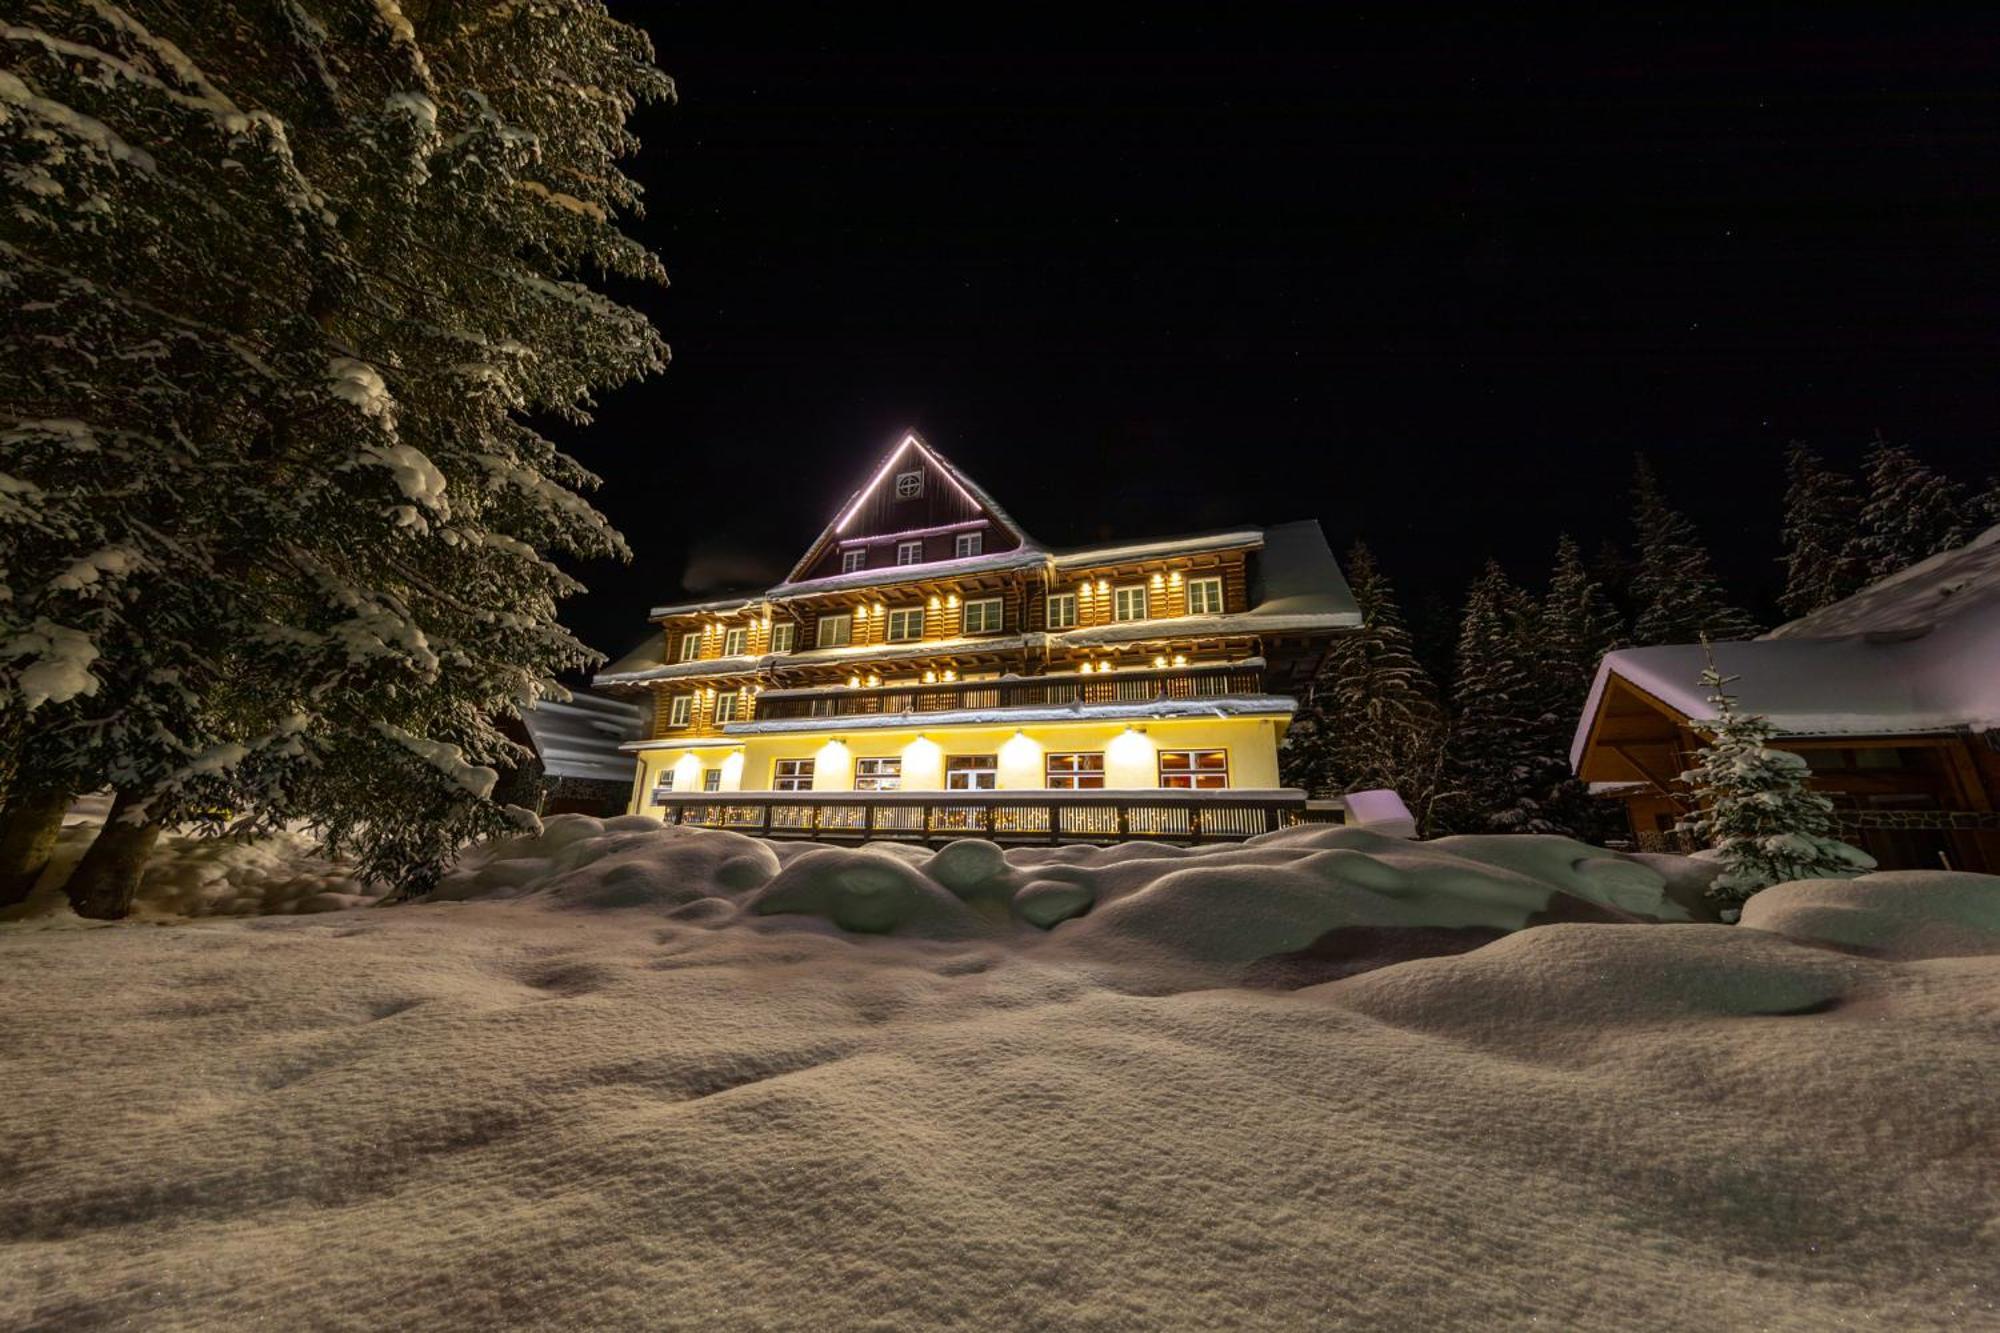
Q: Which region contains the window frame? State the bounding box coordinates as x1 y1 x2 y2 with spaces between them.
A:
769 622 796 653
816 613 853 648
1046 592 1077 630
722 626 746 657
676 631 701 662
1186 576 1224 616
946 755 998 791
841 549 866 574
1113 585 1149 622
702 768 723 792
1046 752 1107 790
667 694 693 728
896 539 924 566
854 757 902 791
773 758 815 792
885 606 925 642
895 469 924 499
954 531 983 558
1159 749 1229 790
651 770 675 800
714 689 743 724
961 596 1003 634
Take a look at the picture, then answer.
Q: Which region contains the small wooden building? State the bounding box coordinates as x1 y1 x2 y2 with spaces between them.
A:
1572 527 2000 873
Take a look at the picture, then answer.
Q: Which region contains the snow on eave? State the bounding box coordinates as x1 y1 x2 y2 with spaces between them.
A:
782 432 1040 584
594 654 764 687
1048 528 1265 569
1053 611 1359 648
647 594 762 621
766 549 1050 600
717 694 1299 736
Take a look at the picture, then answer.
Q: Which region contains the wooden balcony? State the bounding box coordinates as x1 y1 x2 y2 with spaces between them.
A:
654 788 1330 845
754 663 1267 721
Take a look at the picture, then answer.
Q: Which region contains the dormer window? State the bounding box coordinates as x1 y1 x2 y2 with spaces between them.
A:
841 549 866 573
895 469 924 499
955 531 983 558
896 539 924 565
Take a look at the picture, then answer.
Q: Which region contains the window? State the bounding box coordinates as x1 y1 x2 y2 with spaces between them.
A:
886 607 924 642
650 771 674 802
1047 752 1106 789
1113 586 1148 622
1046 592 1077 630
955 531 983 558
703 768 722 792
770 622 795 653
896 539 924 566
841 549 866 574
947 756 997 790
773 758 815 791
1159 749 1229 789
722 626 746 657
677 631 701 662
895 469 924 498
855 757 901 791
817 613 852 648
1186 576 1224 616
714 689 743 724
962 597 1002 634
668 694 692 727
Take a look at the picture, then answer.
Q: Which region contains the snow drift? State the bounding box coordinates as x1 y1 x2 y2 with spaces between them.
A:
2 819 1996 1329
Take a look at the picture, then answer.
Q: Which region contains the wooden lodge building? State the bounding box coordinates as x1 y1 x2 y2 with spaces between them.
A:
1572 524 2000 873
594 432 1360 841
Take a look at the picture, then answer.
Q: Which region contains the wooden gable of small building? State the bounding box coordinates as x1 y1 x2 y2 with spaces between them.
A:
787 433 1033 582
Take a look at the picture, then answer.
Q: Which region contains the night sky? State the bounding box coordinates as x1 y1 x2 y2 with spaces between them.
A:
565 6 2000 663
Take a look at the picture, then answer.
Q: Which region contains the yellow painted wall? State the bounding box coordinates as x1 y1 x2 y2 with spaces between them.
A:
626 714 1288 814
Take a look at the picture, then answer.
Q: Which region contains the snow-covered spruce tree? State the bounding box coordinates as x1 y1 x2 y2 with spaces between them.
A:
1628 455 1759 646
1778 442 1867 619
1675 644 1874 918
1281 543 1446 827
1856 438 1971 580
1438 561 1564 833
0 4 671 914
1524 534 1624 840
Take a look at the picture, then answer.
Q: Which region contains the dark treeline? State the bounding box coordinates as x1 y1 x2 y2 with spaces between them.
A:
1283 440 1998 836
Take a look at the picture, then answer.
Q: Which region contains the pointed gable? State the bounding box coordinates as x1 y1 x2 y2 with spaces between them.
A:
783 432 1038 583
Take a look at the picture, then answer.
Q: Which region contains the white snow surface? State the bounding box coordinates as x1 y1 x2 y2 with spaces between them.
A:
4 817 1997 1328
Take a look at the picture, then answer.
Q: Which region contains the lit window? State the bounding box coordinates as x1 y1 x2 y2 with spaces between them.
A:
855 757 902 791
1046 592 1077 629
947 756 998 790
1186 576 1224 616
1159 749 1229 789
962 597 1002 634
714 690 743 723
955 531 983 558
668 694 692 727
677 631 700 662
1046 753 1106 789
703 768 722 792
770 622 795 653
886 607 925 642
841 549 866 573
722 626 746 657
1113 586 1148 622
897 540 924 565
773 758 815 791
817 613 852 648
895 469 924 498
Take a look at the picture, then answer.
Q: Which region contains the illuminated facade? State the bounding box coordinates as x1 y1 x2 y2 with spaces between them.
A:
596 432 1359 819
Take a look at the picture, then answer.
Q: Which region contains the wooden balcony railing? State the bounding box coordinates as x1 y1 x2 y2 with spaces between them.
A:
653 788 1324 845
753 664 1266 721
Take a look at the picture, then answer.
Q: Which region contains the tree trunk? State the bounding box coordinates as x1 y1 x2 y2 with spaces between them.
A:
0 786 71 906
65 790 163 921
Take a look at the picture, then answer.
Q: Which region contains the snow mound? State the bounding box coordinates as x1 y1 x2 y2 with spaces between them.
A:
1740 871 2000 959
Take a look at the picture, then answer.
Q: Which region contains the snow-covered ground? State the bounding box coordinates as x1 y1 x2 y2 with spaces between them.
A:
3 818 1996 1328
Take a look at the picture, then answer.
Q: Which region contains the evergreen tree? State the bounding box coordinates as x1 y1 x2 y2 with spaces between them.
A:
1777 443 1867 618
1628 455 1759 645
1857 439 1970 580
1675 645 1874 918
1526 535 1624 840
0 3 671 914
1440 561 1562 833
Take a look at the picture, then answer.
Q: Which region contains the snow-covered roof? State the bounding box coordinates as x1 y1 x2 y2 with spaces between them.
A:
1571 523 2000 767
1048 528 1264 569
704 693 1298 738
766 549 1049 600
646 594 761 621
596 653 765 686
521 692 645 783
